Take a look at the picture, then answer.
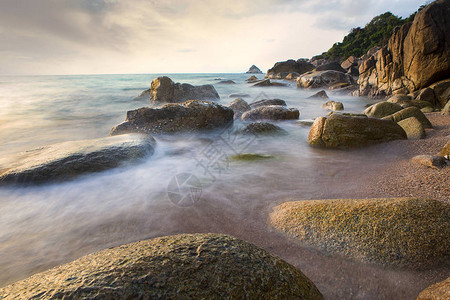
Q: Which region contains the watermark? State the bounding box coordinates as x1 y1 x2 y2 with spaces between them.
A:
166 91 272 207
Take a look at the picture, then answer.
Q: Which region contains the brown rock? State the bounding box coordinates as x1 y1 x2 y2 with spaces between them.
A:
0 234 324 300
249 99 287 109
297 70 353 89
308 90 329 99
429 78 450 107
438 141 450 157
364 102 404 118
266 59 315 79
322 101 344 111
240 122 288 136
382 107 433 129
398 117 426 139
227 98 251 119
416 87 437 105
442 101 450 115
417 277 450 300
252 79 287 87
241 106 299 121
411 155 447 169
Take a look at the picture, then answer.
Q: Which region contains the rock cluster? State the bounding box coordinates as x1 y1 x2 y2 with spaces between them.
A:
266 59 315 79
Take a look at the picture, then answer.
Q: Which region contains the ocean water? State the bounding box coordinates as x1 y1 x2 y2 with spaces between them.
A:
0 73 420 297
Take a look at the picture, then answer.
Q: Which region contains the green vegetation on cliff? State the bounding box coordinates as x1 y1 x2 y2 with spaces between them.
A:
322 3 429 60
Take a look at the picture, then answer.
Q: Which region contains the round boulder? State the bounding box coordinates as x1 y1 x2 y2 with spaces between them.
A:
364 102 403 118
241 106 299 121
397 117 426 139
269 198 450 269
382 107 433 129
227 98 251 119
0 234 324 299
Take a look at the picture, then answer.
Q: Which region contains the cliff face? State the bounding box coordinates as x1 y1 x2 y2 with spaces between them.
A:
358 0 450 97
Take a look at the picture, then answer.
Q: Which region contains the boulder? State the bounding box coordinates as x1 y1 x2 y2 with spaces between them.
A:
246 65 263 74
249 99 287 109
0 134 155 185
322 101 344 111
438 141 450 157
110 100 233 135
252 79 287 87
297 70 353 89
314 61 346 73
0 234 323 300
364 102 403 118
416 87 437 104
442 101 450 115
246 75 259 83
411 155 448 169
217 80 236 84
429 78 450 107
308 90 329 99
341 56 359 70
241 106 299 121
240 122 288 136
150 76 220 106
398 117 426 139
358 0 450 97
421 106 435 113
284 72 300 80
229 93 250 98
382 107 433 129
266 59 315 79
227 98 251 120
417 277 450 300
308 114 406 148
387 94 412 104
269 197 450 269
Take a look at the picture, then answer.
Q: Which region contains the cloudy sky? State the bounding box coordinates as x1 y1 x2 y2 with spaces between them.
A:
0 0 424 75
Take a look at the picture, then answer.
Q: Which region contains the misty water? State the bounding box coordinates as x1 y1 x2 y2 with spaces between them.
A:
0 74 435 298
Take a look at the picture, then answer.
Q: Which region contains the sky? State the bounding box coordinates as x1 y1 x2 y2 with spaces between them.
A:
0 0 425 75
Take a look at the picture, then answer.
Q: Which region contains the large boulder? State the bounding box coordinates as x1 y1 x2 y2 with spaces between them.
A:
246 64 263 74
358 0 450 97
0 234 324 299
429 78 450 107
308 114 406 148
150 76 220 106
314 61 346 73
382 106 433 129
0 134 155 185
417 277 450 300
241 106 299 121
266 59 315 79
249 98 287 109
364 102 404 118
227 98 251 119
269 198 450 269
110 100 233 135
297 70 353 89
398 117 426 139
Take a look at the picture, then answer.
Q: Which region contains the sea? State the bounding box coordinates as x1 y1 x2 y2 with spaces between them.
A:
0 73 415 297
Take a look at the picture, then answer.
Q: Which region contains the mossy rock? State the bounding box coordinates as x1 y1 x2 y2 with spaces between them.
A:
230 153 274 161
417 277 450 300
0 234 323 299
269 198 450 269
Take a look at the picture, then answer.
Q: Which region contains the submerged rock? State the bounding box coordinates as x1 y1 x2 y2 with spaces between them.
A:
230 153 274 161
0 134 156 184
217 80 236 84
297 70 353 89
249 98 287 109
246 75 259 83
229 93 250 98
398 117 426 139
227 98 251 119
150 76 220 106
241 106 299 121
0 233 323 300
308 114 406 148
382 107 433 129
110 100 233 135
240 122 288 136
269 198 450 269
417 277 450 300
364 102 403 118
308 90 329 99
252 79 287 87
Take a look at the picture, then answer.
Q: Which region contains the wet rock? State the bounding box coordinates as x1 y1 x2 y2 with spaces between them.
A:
246 65 263 74
0 233 324 300
297 120 315 127
217 80 236 84
417 277 450 300
398 117 426 139
308 90 329 99
269 197 450 269
110 100 233 135
230 153 274 161
227 98 251 119
229 93 250 98
322 101 343 111
382 107 433 129
134 88 151 101
364 102 403 118
0 134 155 185
411 155 447 169
252 79 287 87
246 75 259 83
240 122 288 136
249 98 287 109
297 70 353 89
308 114 406 148
241 106 299 121
150 76 220 106
266 59 314 79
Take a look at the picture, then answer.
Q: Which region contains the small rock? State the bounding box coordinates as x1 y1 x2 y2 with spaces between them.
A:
229 93 250 98
438 141 450 157
411 155 447 169
296 120 315 127
252 79 287 87
249 99 287 109
227 98 251 120
308 90 329 99
398 117 426 139
246 75 259 83
240 122 288 136
322 101 344 111
241 106 299 121
230 153 274 161
217 80 236 84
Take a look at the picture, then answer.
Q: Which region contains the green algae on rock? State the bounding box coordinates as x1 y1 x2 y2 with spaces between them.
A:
0 233 323 300
269 198 450 269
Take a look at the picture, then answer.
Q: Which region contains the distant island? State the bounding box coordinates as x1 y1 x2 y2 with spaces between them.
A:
245 65 263 74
